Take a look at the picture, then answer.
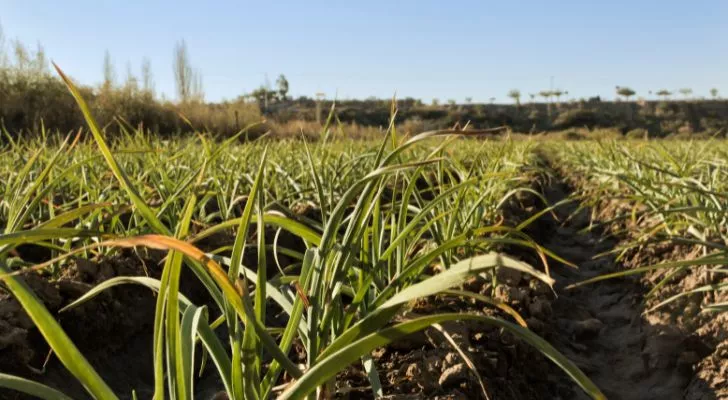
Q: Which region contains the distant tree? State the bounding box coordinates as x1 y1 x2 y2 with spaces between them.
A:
141 57 154 95
251 86 276 110
655 89 672 100
431 98 440 106
262 74 273 109
250 87 265 103
539 90 552 116
124 61 138 91
552 89 564 106
4 38 45 77
615 86 636 101
12 39 29 71
488 97 496 104
102 50 115 90
464 97 473 104
529 93 536 102
173 39 193 102
678 88 693 99
507 89 521 107
447 99 456 107
33 42 47 74
276 74 289 101
710 88 719 99
191 68 204 101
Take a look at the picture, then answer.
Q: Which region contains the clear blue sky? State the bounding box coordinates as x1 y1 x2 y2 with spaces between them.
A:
2 0 726 103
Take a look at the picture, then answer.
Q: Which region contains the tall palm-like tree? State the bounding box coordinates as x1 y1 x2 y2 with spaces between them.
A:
508 89 521 108
616 86 636 101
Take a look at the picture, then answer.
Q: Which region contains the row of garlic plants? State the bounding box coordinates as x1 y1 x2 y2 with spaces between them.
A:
550 140 727 315
0 67 603 399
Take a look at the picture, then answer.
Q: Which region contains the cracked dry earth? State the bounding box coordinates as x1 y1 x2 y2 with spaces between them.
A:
540 179 709 400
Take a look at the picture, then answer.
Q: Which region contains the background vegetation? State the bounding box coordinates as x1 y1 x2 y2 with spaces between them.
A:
0 32 261 138
1 25 726 140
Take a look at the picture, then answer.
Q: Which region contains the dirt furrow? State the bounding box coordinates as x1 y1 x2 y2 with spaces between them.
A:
536 172 700 400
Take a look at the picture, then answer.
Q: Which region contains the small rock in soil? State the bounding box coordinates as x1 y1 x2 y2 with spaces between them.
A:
405 362 420 378
209 391 229 400
494 284 524 303
573 318 604 339
443 352 459 368
371 347 386 359
438 363 467 388
405 361 438 392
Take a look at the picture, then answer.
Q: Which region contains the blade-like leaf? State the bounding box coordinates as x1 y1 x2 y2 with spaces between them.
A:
0 373 74 400
280 313 604 400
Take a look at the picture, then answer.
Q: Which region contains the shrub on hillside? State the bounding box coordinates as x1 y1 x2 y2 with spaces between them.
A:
552 109 602 129
0 67 261 138
0 69 91 133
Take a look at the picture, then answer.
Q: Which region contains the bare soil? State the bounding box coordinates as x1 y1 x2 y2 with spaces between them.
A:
0 251 163 399
538 162 725 400
537 178 698 399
